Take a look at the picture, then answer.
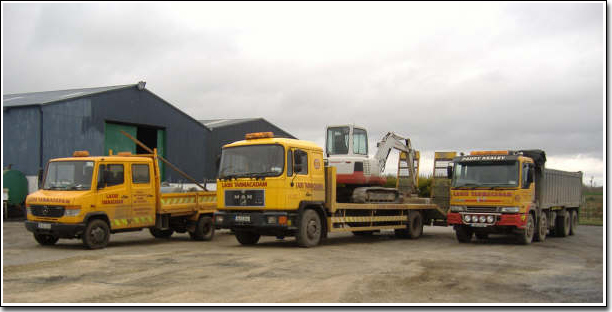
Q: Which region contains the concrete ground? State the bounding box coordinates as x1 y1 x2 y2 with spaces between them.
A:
2 221 604 304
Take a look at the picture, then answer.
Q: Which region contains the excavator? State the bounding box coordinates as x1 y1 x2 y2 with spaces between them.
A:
324 125 419 203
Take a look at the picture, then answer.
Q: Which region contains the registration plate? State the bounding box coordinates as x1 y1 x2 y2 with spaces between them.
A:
470 223 489 228
235 215 251 223
38 222 51 230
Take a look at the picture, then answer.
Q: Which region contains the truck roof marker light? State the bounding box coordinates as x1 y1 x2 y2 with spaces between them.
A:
245 132 274 140
117 152 132 156
470 150 509 156
73 151 90 157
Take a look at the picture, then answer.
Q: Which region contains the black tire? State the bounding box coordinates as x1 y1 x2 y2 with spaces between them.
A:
234 230 260 245
149 228 174 239
518 213 535 245
82 219 110 249
34 233 59 246
296 209 322 247
475 233 489 240
407 212 423 239
534 212 547 242
569 210 578 235
190 216 215 241
456 226 473 243
555 211 570 237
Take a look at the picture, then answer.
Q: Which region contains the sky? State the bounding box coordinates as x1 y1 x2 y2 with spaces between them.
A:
2 2 606 186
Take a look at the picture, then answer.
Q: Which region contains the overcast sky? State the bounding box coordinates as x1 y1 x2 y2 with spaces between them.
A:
2 2 605 185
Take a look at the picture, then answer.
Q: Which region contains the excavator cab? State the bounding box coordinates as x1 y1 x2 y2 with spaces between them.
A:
325 125 368 157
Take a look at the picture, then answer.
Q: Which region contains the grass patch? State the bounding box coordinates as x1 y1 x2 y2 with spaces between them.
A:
579 219 603 226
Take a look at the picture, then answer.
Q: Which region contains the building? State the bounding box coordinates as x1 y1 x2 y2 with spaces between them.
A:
200 118 296 178
3 82 213 191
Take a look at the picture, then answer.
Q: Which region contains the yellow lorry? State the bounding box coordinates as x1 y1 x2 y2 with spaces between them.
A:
213 132 446 247
24 150 216 249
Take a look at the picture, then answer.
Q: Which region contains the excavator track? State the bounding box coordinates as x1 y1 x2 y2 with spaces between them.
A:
351 187 402 203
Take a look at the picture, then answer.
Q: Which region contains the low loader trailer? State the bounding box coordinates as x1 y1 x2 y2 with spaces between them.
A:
213 132 447 247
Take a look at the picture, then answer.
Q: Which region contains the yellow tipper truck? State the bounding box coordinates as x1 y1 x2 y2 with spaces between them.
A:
25 150 216 249
213 132 446 247
446 150 583 244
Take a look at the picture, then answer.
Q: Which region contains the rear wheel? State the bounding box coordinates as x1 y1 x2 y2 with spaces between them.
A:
189 216 214 241
34 233 59 246
569 210 578 235
518 214 534 245
456 226 473 243
149 228 174 239
296 209 322 247
234 230 260 245
556 211 570 237
534 212 547 242
82 219 110 249
407 212 423 239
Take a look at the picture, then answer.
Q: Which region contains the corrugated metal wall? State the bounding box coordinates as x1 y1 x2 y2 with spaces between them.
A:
207 120 296 179
3 86 212 183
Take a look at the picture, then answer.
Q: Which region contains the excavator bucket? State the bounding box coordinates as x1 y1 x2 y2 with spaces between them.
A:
430 151 456 214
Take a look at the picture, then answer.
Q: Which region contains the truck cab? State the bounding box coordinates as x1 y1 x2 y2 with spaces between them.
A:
25 151 159 248
214 132 327 245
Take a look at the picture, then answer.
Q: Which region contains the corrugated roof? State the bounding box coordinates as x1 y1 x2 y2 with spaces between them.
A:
199 118 260 129
3 84 135 107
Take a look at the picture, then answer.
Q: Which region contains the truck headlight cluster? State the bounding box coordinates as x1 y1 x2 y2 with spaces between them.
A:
463 214 496 224
63 208 81 217
500 207 520 213
267 216 277 224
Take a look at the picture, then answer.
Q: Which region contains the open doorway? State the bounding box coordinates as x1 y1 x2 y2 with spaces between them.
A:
137 127 158 153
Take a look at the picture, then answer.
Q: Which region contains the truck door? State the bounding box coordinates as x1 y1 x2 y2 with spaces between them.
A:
96 162 132 230
286 148 312 208
129 162 156 228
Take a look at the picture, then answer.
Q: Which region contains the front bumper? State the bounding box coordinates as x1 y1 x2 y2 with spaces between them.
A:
214 211 298 236
25 221 86 238
447 212 528 229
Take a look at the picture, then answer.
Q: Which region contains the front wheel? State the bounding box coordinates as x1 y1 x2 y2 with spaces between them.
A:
34 233 59 246
296 209 322 247
456 226 473 243
189 216 214 241
518 214 535 245
234 230 260 245
82 219 110 249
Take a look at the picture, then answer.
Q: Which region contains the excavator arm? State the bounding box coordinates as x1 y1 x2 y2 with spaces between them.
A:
373 132 418 193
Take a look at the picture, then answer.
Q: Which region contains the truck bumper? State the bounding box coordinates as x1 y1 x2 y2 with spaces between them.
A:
24 221 86 238
214 211 298 236
447 212 528 229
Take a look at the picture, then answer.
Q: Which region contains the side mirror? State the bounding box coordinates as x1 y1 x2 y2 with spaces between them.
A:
447 166 454 179
527 168 534 184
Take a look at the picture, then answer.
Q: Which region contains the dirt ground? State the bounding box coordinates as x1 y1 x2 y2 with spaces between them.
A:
2 221 604 304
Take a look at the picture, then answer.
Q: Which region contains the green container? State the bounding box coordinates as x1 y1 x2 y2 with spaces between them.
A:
3 169 28 206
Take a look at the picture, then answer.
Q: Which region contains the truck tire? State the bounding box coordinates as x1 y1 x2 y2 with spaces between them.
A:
82 219 110 249
517 214 535 245
569 210 578 235
34 233 59 246
234 230 260 245
149 228 174 239
555 211 570 237
296 209 322 247
534 212 547 242
455 226 473 243
189 216 215 241
407 212 423 239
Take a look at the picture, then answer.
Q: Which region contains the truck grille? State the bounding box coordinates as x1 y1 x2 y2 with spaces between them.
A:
466 206 498 213
225 190 265 207
31 205 65 217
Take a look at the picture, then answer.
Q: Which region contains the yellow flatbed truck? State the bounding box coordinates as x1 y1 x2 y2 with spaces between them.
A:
25 150 216 249
213 132 447 247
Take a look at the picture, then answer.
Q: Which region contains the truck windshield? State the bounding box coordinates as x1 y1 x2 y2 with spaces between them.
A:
326 127 350 155
219 144 285 179
43 161 95 190
452 161 519 188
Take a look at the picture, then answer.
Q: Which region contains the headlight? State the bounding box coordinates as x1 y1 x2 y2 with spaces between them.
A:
216 215 224 224
64 208 81 217
267 216 277 224
500 207 520 213
26 207 32 215
472 215 479 222
487 215 495 223
463 215 471 222
450 205 466 212
479 216 486 223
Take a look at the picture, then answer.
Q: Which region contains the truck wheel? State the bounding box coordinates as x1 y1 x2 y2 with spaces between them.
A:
534 212 547 242
407 212 423 239
556 211 570 237
82 219 110 249
296 209 322 247
475 233 489 240
569 210 578 235
149 228 174 239
456 226 473 243
34 233 59 246
518 214 535 245
234 230 260 245
190 216 215 241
